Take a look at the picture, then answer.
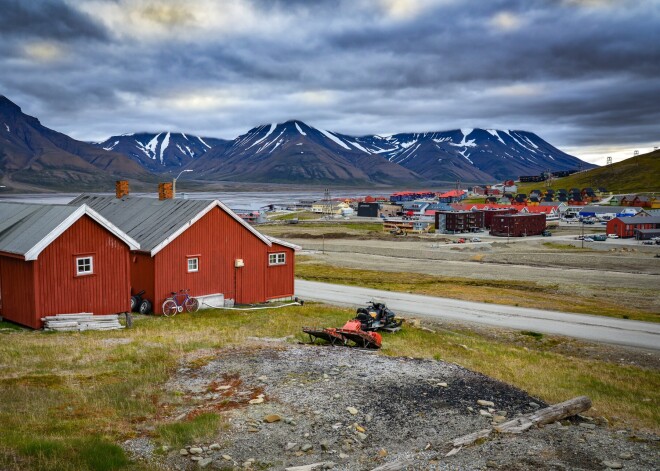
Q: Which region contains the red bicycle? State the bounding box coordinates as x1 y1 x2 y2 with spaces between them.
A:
162 289 199 317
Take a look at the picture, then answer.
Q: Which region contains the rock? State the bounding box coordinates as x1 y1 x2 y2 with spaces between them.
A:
492 415 507 424
249 397 264 405
162 445 170 452
190 447 203 455
301 444 313 452
320 440 331 451
356 432 367 441
215 385 232 390
257 375 268 381
477 400 495 407
467 407 474 412
175 413 187 421
222 455 232 461
355 424 365 433
248 427 259 433
191 456 202 461
346 407 358 415
579 423 597 430
333 394 341 399
602 461 623 469
365 414 373 423
529 402 540 409
264 414 282 423
437 382 448 388
332 422 343 430
486 460 498 468
209 443 221 450
618 453 632 460
180 449 189 456
479 410 493 418
378 449 388 457
285 442 299 451
199 458 213 468
339 453 349 459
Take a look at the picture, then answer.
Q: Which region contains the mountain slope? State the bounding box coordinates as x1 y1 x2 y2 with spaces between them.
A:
351 128 594 182
189 120 421 184
0 96 151 190
93 132 230 173
518 149 660 193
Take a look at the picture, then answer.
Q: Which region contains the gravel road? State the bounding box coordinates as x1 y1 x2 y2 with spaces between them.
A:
295 280 660 351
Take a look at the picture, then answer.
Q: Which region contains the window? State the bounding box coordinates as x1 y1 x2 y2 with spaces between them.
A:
187 257 199 272
76 256 93 276
269 252 286 266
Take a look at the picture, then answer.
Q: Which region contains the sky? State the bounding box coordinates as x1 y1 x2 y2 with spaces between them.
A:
1 0 658 165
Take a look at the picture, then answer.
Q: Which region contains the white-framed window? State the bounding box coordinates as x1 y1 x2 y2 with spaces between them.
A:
76 256 94 276
187 257 199 273
269 252 286 266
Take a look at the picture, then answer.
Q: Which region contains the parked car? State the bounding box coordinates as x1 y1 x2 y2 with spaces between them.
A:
457 238 466 243
592 234 607 241
607 234 619 239
583 237 594 242
541 230 552 237
642 240 654 245
470 237 481 242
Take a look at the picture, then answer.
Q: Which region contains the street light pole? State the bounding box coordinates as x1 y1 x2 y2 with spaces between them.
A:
173 169 193 198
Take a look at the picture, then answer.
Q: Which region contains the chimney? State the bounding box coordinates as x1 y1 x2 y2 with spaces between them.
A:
116 180 129 198
158 182 173 200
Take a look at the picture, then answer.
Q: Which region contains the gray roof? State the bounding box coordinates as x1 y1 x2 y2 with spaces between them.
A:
69 195 271 254
0 202 80 256
575 205 641 213
0 202 138 258
615 216 660 225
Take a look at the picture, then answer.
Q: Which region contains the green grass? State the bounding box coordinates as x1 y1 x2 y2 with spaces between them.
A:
517 149 660 194
269 211 319 221
542 242 596 251
156 413 221 448
0 303 658 469
295 257 659 323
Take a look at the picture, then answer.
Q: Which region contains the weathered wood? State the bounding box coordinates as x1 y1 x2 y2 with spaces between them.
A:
42 313 123 332
370 461 412 471
494 396 592 434
451 428 492 447
285 462 335 471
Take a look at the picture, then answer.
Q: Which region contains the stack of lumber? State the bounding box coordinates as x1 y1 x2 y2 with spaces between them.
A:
41 313 124 331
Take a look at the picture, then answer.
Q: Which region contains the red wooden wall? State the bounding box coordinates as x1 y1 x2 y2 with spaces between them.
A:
149 207 295 309
266 243 295 300
0 256 37 328
36 216 131 322
130 253 155 304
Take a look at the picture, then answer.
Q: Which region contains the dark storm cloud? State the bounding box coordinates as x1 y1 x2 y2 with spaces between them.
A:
0 0 658 163
0 0 107 40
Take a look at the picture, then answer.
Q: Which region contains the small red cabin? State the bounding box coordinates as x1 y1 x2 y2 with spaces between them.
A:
70 194 298 311
0 203 139 328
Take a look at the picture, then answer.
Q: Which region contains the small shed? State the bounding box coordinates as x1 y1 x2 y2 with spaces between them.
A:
0 203 139 328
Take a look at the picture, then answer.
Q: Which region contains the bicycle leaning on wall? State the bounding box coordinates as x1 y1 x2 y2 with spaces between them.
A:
162 289 200 317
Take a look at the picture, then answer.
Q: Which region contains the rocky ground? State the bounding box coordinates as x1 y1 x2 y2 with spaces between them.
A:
124 343 659 470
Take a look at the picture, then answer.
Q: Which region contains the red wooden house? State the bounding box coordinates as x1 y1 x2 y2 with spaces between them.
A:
606 215 660 238
70 193 298 311
0 203 139 328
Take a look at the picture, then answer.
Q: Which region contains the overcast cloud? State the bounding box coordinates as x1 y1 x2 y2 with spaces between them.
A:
1 0 658 164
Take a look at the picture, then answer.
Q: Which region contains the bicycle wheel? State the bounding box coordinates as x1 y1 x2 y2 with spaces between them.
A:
185 297 200 313
162 299 178 317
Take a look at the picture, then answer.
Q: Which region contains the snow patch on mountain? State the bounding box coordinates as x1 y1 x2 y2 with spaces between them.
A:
197 136 211 149
145 133 162 160
103 140 119 151
249 123 277 149
318 128 351 150
486 129 506 145
4 123 10 133
295 122 307 136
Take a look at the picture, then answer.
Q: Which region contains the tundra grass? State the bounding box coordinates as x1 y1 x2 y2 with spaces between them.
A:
0 306 658 470
295 258 659 323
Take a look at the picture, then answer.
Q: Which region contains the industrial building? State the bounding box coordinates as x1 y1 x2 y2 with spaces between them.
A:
606 216 660 239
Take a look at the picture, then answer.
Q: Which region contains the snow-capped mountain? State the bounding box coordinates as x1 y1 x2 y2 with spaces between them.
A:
357 128 593 182
93 132 230 172
189 120 421 184
189 121 592 184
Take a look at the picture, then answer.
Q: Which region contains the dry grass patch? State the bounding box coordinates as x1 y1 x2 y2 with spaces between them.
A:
295 259 658 323
1 303 658 469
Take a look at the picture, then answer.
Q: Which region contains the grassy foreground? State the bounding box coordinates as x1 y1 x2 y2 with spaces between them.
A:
295 257 659 323
0 305 659 470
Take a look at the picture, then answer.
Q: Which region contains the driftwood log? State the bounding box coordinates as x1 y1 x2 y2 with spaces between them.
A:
446 396 591 456
370 461 413 471
285 462 335 471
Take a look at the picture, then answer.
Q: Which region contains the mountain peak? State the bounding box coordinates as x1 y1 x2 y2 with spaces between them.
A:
0 95 24 114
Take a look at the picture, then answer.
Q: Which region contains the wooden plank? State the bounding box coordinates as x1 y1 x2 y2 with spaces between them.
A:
494 396 592 434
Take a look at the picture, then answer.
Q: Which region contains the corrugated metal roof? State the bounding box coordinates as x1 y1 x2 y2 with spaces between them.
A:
70 195 215 252
616 216 660 225
0 202 80 256
69 195 273 254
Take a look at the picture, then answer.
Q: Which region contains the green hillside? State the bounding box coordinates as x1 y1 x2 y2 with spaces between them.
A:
518 149 660 194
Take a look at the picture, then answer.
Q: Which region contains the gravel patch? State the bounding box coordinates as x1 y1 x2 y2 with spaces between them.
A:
124 344 660 470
